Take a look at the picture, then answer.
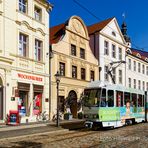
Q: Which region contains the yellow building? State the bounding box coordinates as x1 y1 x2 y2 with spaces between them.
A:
0 0 52 123
50 16 99 118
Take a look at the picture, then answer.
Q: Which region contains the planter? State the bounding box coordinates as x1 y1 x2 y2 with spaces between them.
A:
64 113 73 120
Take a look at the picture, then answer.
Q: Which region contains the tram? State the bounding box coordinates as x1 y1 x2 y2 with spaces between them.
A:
83 81 148 129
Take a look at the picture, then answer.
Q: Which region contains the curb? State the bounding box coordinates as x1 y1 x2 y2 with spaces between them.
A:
0 128 68 141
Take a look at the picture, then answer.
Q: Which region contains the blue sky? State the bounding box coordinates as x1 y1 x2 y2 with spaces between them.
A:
49 0 148 51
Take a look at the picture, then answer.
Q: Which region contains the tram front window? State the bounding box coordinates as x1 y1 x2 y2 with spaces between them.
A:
84 89 101 107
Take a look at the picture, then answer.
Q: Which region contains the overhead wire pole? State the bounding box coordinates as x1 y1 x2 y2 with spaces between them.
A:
107 61 126 84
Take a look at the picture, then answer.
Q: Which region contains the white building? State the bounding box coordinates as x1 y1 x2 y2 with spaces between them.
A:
88 17 128 85
0 0 52 123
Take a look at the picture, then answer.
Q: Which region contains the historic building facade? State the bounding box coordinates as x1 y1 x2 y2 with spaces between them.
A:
88 17 127 85
50 16 99 118
0 0 52 123
126 48 148 91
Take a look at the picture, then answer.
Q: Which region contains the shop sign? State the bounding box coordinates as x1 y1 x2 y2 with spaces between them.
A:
18 73 43 82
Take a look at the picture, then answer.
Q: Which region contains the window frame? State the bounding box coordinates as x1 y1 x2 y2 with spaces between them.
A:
80 48 85 59
19 0 27 13
59 62 65 76
35 39 42 61
112 44 116 58
34 6 42 21
19 33 28 57
71 44 76 56
72 65 77 78
104 41 109 55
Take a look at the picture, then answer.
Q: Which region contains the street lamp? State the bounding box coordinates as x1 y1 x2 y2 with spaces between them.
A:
54 71 61 127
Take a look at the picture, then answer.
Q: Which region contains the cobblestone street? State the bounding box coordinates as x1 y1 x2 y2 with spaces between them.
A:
0 123 148 148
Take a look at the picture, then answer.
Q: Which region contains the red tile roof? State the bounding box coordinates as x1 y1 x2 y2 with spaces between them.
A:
87 17 114 34
129 48 148 61
50 23 66 44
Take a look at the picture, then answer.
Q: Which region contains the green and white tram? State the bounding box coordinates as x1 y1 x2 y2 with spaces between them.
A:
83 81 148 129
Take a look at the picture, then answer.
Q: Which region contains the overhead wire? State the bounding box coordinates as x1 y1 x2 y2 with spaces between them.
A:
72 0 148 52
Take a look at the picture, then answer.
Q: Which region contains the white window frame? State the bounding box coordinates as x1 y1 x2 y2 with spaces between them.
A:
119 47 122 60
128 59 131 70
19 0 27 13
35 39 42 61
133 61 136 71
128 78 131 88
112 44 116 58
119 70 122 84
19 33 28 57
34 6 42 21
104 41 109 55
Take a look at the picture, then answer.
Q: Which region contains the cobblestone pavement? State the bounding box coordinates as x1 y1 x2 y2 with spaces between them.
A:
0 123 148 148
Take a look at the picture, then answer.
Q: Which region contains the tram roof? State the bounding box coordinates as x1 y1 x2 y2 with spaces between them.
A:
87 80 145 95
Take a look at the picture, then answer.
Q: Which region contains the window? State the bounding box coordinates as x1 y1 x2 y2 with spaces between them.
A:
108 90 114 107
112 44 116 58
147 66 148 75
19 0 27 13
142 65 145 74
128 78 131 88
116 91 123 107
90 70 94 81
138 80 141 90
81 68 85 80
71 44 76 56
59 62 65 76
143 81 145 90
104 66 108 81
119 70 122 84
34 6 42 21
119 48 122 60
80 48 85 59
112 68 116 83
72 66 77 78
104 41 109 55
19 33 28 57
147 82 148 91
35 39 42 61
134 79 136 89
133 61 136 71
128 59 131 70
138 63 141 73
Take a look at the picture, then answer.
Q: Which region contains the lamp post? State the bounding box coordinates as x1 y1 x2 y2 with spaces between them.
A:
54 71 61 127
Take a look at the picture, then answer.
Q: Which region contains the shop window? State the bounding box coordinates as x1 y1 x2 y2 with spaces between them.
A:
18 91 29 116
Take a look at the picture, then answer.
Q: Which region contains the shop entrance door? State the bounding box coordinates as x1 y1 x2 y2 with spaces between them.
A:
0 86 3 120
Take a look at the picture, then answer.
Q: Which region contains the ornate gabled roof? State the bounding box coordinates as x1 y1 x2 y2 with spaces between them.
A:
87 17 114 34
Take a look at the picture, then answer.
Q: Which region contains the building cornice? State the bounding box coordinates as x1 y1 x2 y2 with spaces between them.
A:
99 32 128 48
0 56 14 64
34 0 53 12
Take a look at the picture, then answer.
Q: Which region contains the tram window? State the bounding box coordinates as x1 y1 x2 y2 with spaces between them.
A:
142 95 145 107
101 89 106 107
116 91 123 107
131 93 137 107
138 95 142 107
124 92 130 105
108 90 114 107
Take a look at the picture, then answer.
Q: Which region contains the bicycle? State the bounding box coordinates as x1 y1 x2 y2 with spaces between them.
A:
52 112 63 122
36 111 49 122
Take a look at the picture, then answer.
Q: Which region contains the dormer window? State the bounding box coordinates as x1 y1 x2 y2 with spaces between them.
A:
19 0 27 13
34 6 42 21
136 53 141 58
145 58 148 62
